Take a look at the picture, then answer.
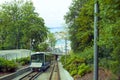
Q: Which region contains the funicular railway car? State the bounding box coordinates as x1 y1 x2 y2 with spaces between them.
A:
30 52 54 71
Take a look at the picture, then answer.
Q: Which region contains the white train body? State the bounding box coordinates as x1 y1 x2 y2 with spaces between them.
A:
30 52 52 71
30 63 42 68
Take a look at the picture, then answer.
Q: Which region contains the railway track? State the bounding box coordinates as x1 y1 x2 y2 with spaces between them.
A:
19 61 60 80
49 61 60 80
19 71 42 80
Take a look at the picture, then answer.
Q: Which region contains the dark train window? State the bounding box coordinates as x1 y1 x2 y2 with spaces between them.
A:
31 54 44 62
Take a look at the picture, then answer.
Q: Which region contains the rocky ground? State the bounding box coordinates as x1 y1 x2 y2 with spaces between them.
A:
0 65 28 77
0 72 11 77
74 68 118 80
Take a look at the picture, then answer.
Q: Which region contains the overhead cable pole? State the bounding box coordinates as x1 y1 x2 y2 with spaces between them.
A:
65 37 67 64
94 0 99 80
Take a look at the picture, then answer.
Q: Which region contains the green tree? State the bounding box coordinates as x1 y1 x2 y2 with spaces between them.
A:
99 0 120 77
0 0 48 50
38 42 49 51
47 32 56 49
37 32 56 51
64 0 120 78
64 0 94 52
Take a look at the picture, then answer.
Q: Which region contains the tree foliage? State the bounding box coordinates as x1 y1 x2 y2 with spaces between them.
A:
64 0 120 78
38 32 56 52
0 0 48 50
99 0 120 76
64 0 94 52
47 32 56 48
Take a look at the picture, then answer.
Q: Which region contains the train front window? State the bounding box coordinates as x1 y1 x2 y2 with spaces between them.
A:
31 54 44 62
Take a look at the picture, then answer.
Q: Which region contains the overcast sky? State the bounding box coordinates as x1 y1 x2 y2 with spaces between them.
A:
0 0 72 32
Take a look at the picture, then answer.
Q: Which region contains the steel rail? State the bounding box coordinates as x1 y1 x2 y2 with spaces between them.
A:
19 71 42 80
49 61 60 80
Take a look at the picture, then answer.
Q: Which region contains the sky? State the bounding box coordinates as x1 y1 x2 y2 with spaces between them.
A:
32 0 72 32
0 0 72 32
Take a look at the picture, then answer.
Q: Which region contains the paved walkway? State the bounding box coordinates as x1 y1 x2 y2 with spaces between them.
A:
58 62 73 80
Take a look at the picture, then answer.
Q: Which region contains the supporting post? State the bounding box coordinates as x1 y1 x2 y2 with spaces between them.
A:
65 38 67 64
94 0 99 80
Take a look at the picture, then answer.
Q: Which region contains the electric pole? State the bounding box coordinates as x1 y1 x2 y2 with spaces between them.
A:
65 37 67 64
94 0 99 80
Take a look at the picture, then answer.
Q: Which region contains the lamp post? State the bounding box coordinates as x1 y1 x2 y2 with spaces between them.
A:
94 0 99 80
0 19 3 49
31 39 35 51
65 37 67 64
30 39 35 52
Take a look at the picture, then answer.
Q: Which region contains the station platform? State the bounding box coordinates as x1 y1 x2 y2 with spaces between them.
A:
58 62 73 80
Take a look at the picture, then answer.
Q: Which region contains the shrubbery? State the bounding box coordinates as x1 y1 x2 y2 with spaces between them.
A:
0 57 30 72
61 46 118 79
0 58 18 72
60 50 92 77
16 57 30 66
78 63 91 76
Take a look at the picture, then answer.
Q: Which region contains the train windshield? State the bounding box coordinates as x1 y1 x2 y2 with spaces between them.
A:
31 54 44 62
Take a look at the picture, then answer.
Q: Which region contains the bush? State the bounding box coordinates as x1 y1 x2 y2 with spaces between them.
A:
0 57 30 72
0 58 8 72
6 61 18 72
0 58 18 72
78 63 91 76
16 57 30 66
60 51 92 77
70 70 77 76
